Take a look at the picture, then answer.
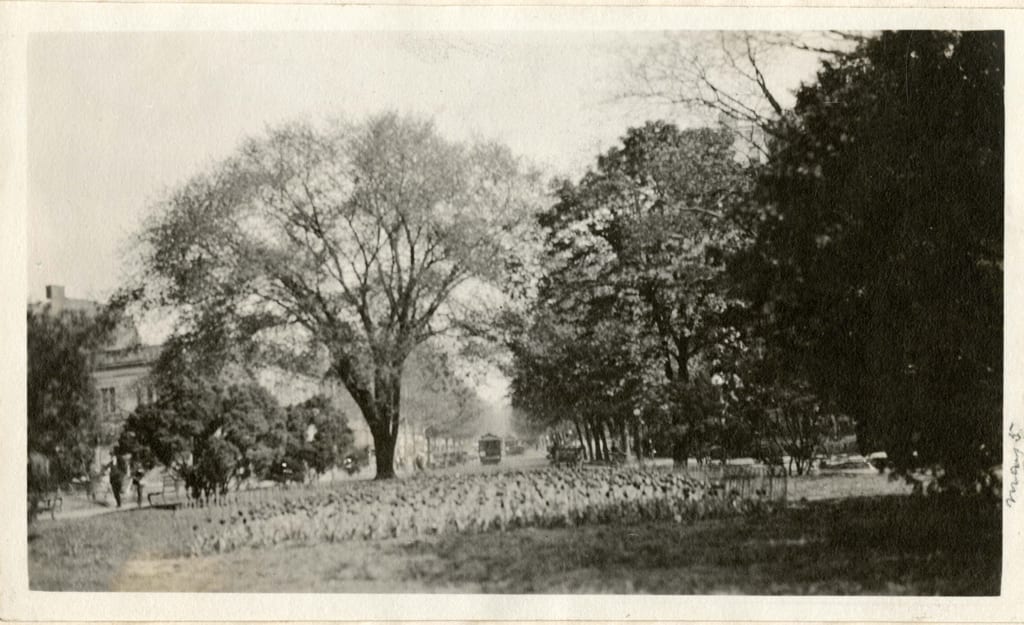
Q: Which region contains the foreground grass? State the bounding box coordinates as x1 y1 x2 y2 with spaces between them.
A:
29 492 999 594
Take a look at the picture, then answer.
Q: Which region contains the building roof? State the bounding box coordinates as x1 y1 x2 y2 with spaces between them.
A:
35 284 156 357
93 344 163 371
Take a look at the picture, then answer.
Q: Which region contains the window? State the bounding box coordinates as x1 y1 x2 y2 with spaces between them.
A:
136 384 157 406
100 387 116 414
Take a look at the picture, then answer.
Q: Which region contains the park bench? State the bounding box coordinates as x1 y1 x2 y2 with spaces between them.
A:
147 475 184 511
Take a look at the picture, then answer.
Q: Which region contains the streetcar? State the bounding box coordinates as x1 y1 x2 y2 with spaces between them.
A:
478 434 502 465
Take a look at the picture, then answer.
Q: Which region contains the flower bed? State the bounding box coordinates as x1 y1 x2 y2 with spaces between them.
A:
189 466 782 555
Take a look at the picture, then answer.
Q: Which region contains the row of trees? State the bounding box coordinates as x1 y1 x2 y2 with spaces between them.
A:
505 123 783 467
27 300 486 499
27 307 360 500
508 30 1003 483
30 31 1002 488
115 339 486 495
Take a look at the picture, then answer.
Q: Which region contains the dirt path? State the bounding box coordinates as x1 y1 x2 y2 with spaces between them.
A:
111 557 224 592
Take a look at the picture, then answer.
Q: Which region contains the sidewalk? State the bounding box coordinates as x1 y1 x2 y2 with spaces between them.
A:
54 503 124 520
41 490 153 522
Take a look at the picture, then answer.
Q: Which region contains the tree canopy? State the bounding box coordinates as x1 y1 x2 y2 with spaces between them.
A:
739 30 1003 483
509 122 757 463
137 113 542 478
116 350 287 497
27 304 118 488
511 30 1003 483
281 394 356 479
120 31 1002 487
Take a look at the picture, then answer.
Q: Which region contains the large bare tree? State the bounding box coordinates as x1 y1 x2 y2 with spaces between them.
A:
137 113 541 478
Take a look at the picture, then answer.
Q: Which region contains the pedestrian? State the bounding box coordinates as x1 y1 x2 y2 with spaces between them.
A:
131 466 144 508
108 455 126 507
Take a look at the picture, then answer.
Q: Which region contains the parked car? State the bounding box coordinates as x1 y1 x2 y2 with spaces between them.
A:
866 451 890 471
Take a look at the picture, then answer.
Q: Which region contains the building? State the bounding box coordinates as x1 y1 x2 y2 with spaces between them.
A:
37 285 162 466
37 284 381 471
92 343 162 447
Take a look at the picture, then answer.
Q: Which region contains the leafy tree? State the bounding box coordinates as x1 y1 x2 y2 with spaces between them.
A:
726 360 829 475
509 306 652 461
282 394 355 478
219 383 287 483
115 403 191 474
116 347 286 497
136 113 540 479
742 31 1003 485
27 304 117 490
517 121 755 463
186 436 239 497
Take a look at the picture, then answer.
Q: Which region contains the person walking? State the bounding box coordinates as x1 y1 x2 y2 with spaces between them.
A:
131 466 145 508
108 456 126 508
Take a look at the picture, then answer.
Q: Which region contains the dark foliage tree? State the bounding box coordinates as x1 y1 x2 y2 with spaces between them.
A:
135 113 540 479
723 355 830 475
27 304 118 491
281 394 355 478
219 382 288 484
738 31 1003 484
116 346 286 497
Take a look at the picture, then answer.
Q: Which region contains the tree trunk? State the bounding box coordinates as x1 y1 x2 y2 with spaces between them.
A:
586 420 601 461
328 350 400 479
361 366 403 480
574 420 591 459
372 426 397 480
597 422 610 460
672 434 689 469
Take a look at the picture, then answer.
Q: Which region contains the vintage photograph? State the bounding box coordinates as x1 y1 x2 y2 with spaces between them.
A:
21 25 1004 599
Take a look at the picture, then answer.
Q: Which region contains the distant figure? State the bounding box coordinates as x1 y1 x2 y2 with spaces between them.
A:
27 451 52 521
131 467 144 508
610 443 623 464
414 455 425 472
108 456 126 508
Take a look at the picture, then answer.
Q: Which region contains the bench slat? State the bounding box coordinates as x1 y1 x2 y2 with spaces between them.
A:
147 475 183 511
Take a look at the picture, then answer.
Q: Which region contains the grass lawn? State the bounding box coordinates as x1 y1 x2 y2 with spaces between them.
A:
29 482 1000 594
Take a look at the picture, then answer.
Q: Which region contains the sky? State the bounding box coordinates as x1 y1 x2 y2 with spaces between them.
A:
28 32 626 305
27 31 827 302
26 31 825 408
